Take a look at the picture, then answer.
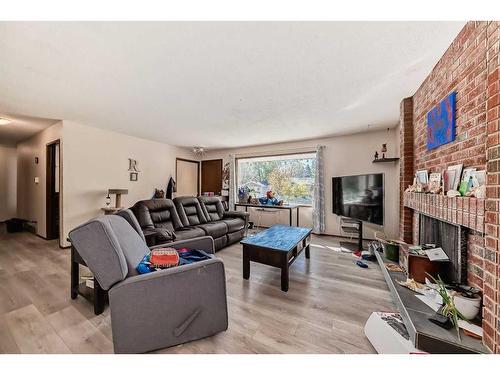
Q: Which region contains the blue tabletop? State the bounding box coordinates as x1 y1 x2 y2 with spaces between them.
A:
240 225 312 251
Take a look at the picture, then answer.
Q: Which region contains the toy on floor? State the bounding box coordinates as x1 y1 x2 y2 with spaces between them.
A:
356 260 369 268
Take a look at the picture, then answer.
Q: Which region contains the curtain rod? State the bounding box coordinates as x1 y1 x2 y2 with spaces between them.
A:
233 145 324 158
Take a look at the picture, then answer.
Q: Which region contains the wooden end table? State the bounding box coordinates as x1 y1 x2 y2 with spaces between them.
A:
70 244 106 315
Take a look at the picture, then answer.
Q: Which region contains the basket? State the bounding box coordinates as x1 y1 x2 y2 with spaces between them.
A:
375 231 400 262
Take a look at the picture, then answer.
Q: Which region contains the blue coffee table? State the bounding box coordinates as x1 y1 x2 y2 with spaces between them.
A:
240 225 312 291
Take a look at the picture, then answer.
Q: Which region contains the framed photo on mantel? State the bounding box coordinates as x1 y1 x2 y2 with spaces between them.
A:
416 170 428 184
447 164 463 191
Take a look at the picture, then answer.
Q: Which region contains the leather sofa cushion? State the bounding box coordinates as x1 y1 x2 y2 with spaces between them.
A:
198 196 225 222
213 235 228 251
174 196 208 226
222 218 245 233
197 222 228 238
132 199 183 231
173 227 206 241
226 228 245 246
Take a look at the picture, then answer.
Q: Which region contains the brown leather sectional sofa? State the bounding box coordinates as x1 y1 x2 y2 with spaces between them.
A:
130 196 249 251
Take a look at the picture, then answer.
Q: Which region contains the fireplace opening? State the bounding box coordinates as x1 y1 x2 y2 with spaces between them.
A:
418 214 467 284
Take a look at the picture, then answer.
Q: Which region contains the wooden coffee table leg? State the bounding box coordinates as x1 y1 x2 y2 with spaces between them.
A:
70 247 79 300
281 255 289 292
304 236 310 259
243 246 250 279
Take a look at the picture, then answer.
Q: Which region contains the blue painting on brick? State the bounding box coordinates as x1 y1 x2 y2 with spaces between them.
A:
427 91 456 150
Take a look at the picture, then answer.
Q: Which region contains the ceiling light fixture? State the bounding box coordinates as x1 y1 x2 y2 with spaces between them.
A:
0 117 12 126
193 146 206 157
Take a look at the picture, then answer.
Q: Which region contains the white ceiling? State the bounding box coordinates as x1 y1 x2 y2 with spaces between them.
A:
0 112 58 146
0 22 465 149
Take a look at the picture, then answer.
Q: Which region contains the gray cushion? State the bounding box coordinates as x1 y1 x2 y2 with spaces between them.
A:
115 209 146 242
196 222 228 238
222 218 245 233
69 216 142 290
108 217 150 276
173 227 206 241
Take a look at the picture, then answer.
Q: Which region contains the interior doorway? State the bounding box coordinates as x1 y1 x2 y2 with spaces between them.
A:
201 159 223 195
176 158 200 197
46 140 60 240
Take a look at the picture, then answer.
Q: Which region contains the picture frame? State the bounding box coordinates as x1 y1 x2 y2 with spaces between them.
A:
472 170 486 187
416 170 428 184
130 172 138 181
447 164 463 191
429 172 442 193
461 167 476 183
444 169 455 193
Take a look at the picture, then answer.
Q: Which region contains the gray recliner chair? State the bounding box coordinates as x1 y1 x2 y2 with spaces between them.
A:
68 213 228 354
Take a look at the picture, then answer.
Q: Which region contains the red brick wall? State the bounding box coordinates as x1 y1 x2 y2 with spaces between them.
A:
399 21 500 353
413 22 488 173
484 21 500 354
400 97 414 243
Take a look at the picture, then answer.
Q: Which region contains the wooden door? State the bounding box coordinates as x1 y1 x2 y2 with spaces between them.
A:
46 140 60 240
176 158 200 196
201 159 223 195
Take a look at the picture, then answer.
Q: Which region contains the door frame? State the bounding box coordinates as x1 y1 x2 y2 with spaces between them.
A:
175 157 200 196
46 139 61 240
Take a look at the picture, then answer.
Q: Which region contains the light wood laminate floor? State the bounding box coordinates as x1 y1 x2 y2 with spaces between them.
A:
0 226 394 354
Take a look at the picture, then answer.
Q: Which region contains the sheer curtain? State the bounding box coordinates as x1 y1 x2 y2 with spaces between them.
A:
313 145 326 233
228 154 236 210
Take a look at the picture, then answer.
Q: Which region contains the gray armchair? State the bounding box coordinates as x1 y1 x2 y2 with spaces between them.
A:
68 214 228 354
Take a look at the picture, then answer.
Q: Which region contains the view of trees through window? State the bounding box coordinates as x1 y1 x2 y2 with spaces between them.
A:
237 153 316 205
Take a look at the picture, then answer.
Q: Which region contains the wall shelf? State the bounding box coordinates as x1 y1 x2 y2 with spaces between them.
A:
372 157 399 163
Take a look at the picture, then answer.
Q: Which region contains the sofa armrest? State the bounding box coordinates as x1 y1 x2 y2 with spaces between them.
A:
108 258 227 353
223 210 250 221
142 227 175 246
149 235 215 254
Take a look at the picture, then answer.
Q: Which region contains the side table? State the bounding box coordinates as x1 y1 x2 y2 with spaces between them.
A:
70 244 107 315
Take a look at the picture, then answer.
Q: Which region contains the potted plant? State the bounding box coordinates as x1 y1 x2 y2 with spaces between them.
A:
427 274 467 340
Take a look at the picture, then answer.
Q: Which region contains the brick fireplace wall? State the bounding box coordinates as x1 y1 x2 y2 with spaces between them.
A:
399 21 500 353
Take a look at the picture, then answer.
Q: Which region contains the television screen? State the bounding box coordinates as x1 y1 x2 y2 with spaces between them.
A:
332 173 384 225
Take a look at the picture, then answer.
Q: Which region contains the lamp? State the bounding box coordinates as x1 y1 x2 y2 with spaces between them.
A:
108 189 128 208
0 117 12 126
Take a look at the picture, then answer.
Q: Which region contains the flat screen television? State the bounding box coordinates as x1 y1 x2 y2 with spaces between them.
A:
332 173 384 225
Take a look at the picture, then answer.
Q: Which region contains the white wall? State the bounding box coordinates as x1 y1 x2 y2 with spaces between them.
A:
16 122 63 237
0 145 18 222
61 121 193 247
205 128 400 239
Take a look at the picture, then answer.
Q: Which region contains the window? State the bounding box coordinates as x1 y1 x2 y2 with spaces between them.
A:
236 152 316 205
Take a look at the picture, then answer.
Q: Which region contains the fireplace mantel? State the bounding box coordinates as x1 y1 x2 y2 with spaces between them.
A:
403 192 485 234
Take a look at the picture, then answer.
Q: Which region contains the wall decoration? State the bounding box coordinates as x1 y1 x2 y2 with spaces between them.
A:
130 172 138 181
427 91 456 150
128 158 140 172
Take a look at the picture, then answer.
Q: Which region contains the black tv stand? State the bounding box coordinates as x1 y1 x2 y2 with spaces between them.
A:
340 217 363 251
